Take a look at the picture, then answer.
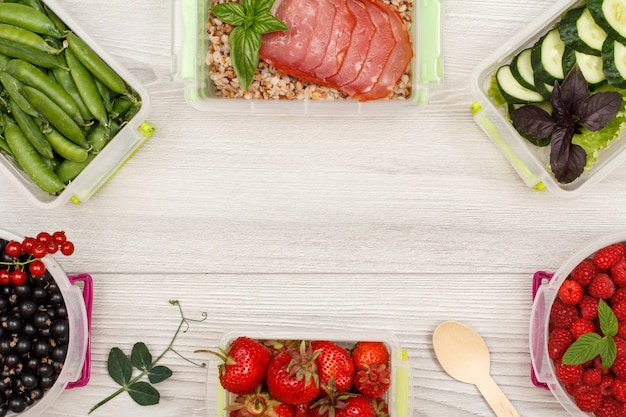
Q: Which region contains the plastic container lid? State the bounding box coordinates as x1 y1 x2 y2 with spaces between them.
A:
171 0 443 115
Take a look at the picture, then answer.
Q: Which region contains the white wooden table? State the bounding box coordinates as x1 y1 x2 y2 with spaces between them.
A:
2 0 624 416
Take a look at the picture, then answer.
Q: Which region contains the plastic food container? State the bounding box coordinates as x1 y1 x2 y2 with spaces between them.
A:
0 228 92 417
530 230 626 417
204 328 412 417
0 0 155 210
172 0 443 115
471 0 626 198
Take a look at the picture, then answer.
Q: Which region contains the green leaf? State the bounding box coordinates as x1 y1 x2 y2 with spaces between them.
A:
254 0 275 14
148 366 173 384
599 299 619 337
562 332 604 365
210 3 246 26
252 12 288 34
127 381 160 406
107 348 133 386
601 336 618 369
229 26 261 90
131 342 153 371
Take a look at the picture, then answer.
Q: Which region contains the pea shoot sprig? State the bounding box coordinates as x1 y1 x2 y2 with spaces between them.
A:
210 0 287 90
89 300 207 414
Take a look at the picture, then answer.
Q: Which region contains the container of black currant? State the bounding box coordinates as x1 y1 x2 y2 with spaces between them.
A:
0 229 91 416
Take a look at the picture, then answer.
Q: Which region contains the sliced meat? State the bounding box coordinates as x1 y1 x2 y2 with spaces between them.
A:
297 0 338 74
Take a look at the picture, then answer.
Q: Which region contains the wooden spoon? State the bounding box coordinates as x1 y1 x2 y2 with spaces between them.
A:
432 321 520 417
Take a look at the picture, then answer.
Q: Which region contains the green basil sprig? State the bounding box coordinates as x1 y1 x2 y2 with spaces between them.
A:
211 0 288 90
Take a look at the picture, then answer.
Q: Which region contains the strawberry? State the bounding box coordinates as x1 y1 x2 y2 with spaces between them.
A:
589 273 616 299
370 398 389 417
572 258 598 286
208 336 272 395
548 328 575 360
612 260 626 288
573 385 603 412
354 363 391 398
266 343 321 405
264 340 301 357
336 396 376 417
558 279 584 305
550 298 579 329
570 318 595 339
310 341 356 392
594 246 624 271
351 342 389 370
227 388 295 417
595 397 622 417
580 296 600 320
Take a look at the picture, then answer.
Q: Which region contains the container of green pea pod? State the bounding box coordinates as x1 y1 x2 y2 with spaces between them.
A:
0 0 155 209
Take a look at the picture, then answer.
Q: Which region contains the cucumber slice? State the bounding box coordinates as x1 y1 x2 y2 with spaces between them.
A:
559 6 608 56
495 64 545 104
574 50 607 86
602 37 626 88
531 29 575 85
510 48 537 90
588 0 626 43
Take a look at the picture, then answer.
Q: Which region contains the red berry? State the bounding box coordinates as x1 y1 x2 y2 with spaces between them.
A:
60 241 74 256
612 260 626 288
20 237 36 254
0 270 9 285
594 245 624 271
266 346 321 405
354 363 391 397
613 354 626 379
310 340 355 392
594 398 622 417
548 328 575 360
583 368 603 386
351 342 390 370
31 243 47 259
612 378 626 402
572 258 598 286
573 385 602 412
217 336 272 395
10 270 26 286
580 296 600 320
615 300 626 321
589 273 616 299
52 231 67 244
4 241 22 258
36 232 51 244
558 279 584 305
28 260 45 277
46 241 58 254
550 298 579 329
570 318 595 339
555 360 583 383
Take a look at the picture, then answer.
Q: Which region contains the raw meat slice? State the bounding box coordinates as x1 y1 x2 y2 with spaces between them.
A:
297 0 338 73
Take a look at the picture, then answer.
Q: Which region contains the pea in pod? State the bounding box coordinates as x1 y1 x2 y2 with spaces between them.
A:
0 3 63 38
0 23 61 55
9 97 52 159
51 56 94 121
65 48 107 126
0 38 65 69
0 70 38 117
44 127 88 163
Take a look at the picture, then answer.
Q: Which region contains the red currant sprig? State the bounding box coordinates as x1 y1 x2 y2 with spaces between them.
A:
0 231 75 286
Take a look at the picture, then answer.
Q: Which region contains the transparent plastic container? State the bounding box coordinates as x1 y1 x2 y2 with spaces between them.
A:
0 0 156 209
530 230 626 417
471 0 626 198
204 328 412 417
171 0 443 115
0 228 92 417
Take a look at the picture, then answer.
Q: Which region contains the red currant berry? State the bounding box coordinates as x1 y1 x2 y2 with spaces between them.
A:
60 241 74 256
10 270 27 286
4 241 22 258
21 237 36 254
28 260 46 277
31 243 47 259
52 231 67 244
36 232 51 244
0 270 9 285
46 241 58 254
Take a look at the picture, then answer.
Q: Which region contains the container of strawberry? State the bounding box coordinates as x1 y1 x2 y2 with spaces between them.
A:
0 229 91 417
530 231 626 417
199 329 411 417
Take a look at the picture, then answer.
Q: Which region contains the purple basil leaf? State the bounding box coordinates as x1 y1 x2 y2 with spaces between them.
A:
560 65 590 115
578 91 623 131
510 105 557 139
550 82 571 122
550 123 586 183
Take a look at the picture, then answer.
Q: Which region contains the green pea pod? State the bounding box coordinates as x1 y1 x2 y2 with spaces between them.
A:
44 127 88 162
0 23 61 54
41 154 60 171
5 59 84 125
0 3 63 38
0 71 38 117
110 96 133 120
66 32 127 94
2 113 64 193
0 136 12 155
0 53 11 69
51 57 94 121
41 4 67 34
9 98 53 159
65 48 107 125
17 0 45 14
0 38 65 69
21 85 87 147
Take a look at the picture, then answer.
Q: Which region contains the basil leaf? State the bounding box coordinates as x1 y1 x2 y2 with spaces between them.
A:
578 92 623 132
131 342 153 372
128 381 160 406
550 123 586 184
211 3 246 26
252 12 288 34
108 348 133 386
230 26 261 90
254 0 276 14
562 332 603 365
148 366 173 384
510 105 557 139
560 65 589 115
550 83 571 122
599 299 619 338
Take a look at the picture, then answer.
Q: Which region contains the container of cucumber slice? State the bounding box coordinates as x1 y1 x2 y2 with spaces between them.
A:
0 0 154 209
471 0 626 198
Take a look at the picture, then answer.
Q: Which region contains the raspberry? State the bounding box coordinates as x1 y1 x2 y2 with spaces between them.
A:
613 354 626 379
570 318 596 338
612 378 626 402
550 298 580 329
572 258 598 286
600 374 616 395
580 296 600 320
612 260 626 288
573 385 603 412
583 368 603 386
556 360 583 383
614 300 626 321
594 398 622 417
558 279 584 305
589 273 616 299
548 328 575 360
613 289 626 305
616 337 626 357
594 246 624 271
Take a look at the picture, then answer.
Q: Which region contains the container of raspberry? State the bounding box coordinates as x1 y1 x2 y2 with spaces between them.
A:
202 329 412 417
0 229 92 417
530 230 626 416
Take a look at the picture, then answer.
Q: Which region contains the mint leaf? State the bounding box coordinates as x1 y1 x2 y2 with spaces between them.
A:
562 332 604 365
599 299 619 337
600 336 617 369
